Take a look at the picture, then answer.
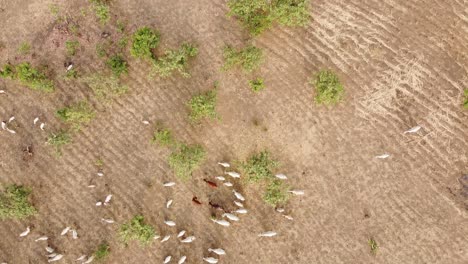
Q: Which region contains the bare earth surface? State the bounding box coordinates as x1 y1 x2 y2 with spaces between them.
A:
0 0 467 263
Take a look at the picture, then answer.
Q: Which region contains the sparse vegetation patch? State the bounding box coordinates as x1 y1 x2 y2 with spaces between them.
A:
119 215 155 246
130 27 160 59
369 238 378 254
81 74 128 101
188 89 217 122
151 127 174 146
152 43 198 77
47 130 72 155
90 0 110 24
65 40 80 56
0 184 37 220
168 144 206 181
264 180 289 206
56 101 95 130
93 242 110 261
223 45 263 73
107 54 128 77
18 42 31 54
463 89 468 109
241 150 278 183
15 62 55 92
312 70 344 105
249 78 265 92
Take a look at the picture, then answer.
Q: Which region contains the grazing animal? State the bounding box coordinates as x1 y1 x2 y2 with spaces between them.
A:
180 236 195 243
404 125 421 134
35 236 48 242
223 213 239 221
276 208 285 213
177 230 186 238
233 190 245 201
192 196 202 205
19 227 30 237
76 255 87 261
164 220 176 227
1 121 6 130
61 227 70 236
211 219 230 227
40 123 45 130
217 162 230 168
233 201 243 207
375 154 390 159
161 235 170 243
203 179 218 188
96 201 103 206
47 253 57 258
203 257 218 263
104 194 112 205
288 190 305 196
153 235 160 240
97 172 104 177
83 256 94 264
226 172 240 178
0 90 5 94
142 120 150 125
163 256 171 264
275 174 288 180
223 182 233 187
6 128 15 134
166 199 173 208
178 256 187 264
66 64 73 71
45 247 54 253
283 215 294 220
101 218 115 224
209 202 224 211
163 182 176 187
235 208 247 214
88 185 96 188
258 231 277 237
215 176 225 181
8 116 14 123
33 117 39 125
48 254 63 262
71 229 78 239
208 248 226 255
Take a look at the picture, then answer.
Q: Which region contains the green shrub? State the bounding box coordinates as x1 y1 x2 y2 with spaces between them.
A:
313 70 344 105
93 242 110 260
0 184 37 220
65 40 80 56
119 215 155 245
463 89 468 109
151 128 174 146
249 78 265 92
107 54 128 77
263 180 289 206
153 43 198 77
168 144 206 181
81 74 128 101
18 42 31 54
228 0 310 35
15 62 54 92
65 69 78 79
47 130 72 155
369 238 378 254
0 64 15 79
188 90 217 122
117 20 126 33
56 101 95 130
92 1 110 24
223 45 263 73
130 27 160 59
241 150 278 183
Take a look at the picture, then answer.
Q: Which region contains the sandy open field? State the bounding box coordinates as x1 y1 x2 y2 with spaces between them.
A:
0 0 467 263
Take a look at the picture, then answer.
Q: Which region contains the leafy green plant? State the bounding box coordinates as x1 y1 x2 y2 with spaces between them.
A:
0 184 37 220
117 20 126 33
249 78 265 92
15 62 54 92
65 40 80 56
65 69 78 79
152 43 198 77
107 54 128 77
168 144 206 181
93 242 110 261
91 1 110 24
119 215 155 246
151 127 174 146
263 179 289 206
188 89 217 122
0 64 15 79
223 45 263 73
241 150 278 183
312 70 344 105
95 158 104 167
81 74 128 101
130 27 160 59
228 0 310 35
18 42 31 54
369 238 378 254
56 101 95 130
47 130 72 155
463 89 468 109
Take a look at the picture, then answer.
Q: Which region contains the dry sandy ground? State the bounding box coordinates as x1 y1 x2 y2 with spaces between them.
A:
0 0 467 263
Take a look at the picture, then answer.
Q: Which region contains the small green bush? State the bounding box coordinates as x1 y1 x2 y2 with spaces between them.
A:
271 0 310 27
188 90 217 122
241 150 278 183
130 27 160 59
0 184 37 220
15 63 54 92
369 238 378 254
263 180 289 206
463 89 468 109
119 215 155 245
313 70 344 105
153 43 198 77
93 242 110 260
65 69 78 79
168 144 206 181
117 20 126 33
91 1 110 24
0 64 15 79
65 40 80 56
56 101 95 130
81 74 128 101
249 78 265 92
151 128 174 146
18 42 31 54
107 54 128 77
47 130 72 154
223 45 263 73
